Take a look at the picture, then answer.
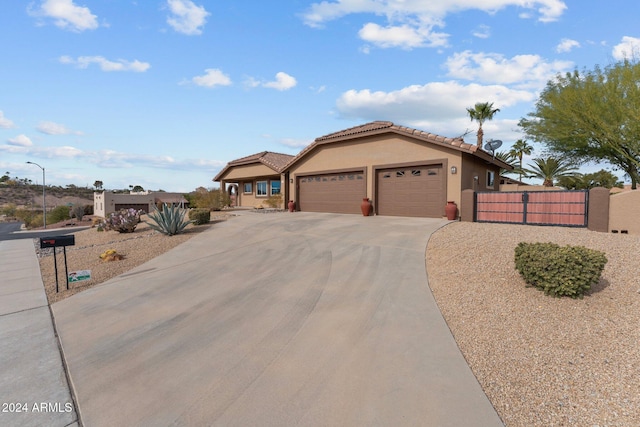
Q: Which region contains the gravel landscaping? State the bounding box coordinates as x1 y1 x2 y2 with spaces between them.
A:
36 213 230 304
426 221 640 427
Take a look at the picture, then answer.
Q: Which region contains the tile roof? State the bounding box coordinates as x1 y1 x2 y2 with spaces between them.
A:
283 121 513 170
214 151 295 181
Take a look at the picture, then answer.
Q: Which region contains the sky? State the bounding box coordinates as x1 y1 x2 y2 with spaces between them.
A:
1 0 639 192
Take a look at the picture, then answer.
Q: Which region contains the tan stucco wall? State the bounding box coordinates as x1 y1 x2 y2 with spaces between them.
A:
609 190 640 234
93 192 155 217
287 134 463 208
461 154 501 192
220 163 277 181
499 184 564 191
236 176 285 208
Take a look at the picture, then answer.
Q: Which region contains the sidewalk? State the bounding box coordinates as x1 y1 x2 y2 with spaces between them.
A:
0 239 78 427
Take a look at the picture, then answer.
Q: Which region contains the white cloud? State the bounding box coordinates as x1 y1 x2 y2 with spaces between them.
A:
59 55 151 72
36 121 83 135
358 22 448 49
30 0 99 32
472 24 491 39
0 111 15 129
166 0 210 35
7 134 34 147
336 81 534 127
263 72 297 91
612 36 640 60
245 72 298 91
302 0 567 49
444 50 572 89
556 38 580 53
189 68 232 88
279 138 313 148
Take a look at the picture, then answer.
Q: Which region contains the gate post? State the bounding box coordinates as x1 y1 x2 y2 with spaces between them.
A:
587 187 609 232
460 189 475 222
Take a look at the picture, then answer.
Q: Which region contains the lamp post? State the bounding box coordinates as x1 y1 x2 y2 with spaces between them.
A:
26 161 46 229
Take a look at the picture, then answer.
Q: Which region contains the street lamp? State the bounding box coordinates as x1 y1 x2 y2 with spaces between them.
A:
26 161 46 229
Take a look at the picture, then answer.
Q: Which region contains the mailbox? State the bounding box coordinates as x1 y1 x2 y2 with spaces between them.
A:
40 235 75 249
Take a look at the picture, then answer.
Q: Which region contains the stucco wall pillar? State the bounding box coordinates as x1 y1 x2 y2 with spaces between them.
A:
460 189 475 222
587 187 609 232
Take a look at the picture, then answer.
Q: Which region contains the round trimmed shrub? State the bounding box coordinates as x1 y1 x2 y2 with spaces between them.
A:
514 242 607 298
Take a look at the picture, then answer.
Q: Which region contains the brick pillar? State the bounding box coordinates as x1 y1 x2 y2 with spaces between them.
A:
587 187 609 232
460 189 476 222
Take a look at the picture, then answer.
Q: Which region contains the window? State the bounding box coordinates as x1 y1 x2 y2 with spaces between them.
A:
243 182 252 194
270 180 281 195
396 171 405 177
486 170 495 188
411 170 421 176
256 181 267 196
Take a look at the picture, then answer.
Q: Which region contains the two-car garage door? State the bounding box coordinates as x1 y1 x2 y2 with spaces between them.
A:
297 164 445 217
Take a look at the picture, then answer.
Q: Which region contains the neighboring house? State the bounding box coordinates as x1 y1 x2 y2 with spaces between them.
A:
214 151 295 208
94 191 188 218
214 121 512 218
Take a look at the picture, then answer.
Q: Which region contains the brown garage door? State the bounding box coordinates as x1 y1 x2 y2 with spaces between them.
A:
298 171 365 214
376 165 444 217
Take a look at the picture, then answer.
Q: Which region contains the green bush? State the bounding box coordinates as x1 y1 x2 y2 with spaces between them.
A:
71 204 85 220
192 188 230 211
49 205 71 223
264 193 283 208
146 204 192 236
514 242 607 298
188 208 210 225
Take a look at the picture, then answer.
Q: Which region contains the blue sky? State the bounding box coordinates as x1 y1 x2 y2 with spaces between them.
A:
1 0 639 192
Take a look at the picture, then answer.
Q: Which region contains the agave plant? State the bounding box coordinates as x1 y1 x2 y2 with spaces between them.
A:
145 204 192 236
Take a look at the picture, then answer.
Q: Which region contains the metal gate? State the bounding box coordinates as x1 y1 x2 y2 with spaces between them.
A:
475 190 588 227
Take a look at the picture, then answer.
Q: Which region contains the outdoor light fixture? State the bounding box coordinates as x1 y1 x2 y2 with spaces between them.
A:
450 166 457 174
26 161 46 229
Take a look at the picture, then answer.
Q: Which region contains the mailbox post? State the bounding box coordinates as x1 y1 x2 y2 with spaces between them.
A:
40 235 75 293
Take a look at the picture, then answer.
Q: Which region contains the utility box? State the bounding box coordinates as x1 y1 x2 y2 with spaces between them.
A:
40 235 75 249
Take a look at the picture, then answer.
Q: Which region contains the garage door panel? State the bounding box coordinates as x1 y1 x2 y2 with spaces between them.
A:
298 172 365 214
377 165 444 218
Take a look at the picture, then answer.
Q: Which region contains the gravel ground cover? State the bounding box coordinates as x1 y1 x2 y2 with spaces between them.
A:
36 213 230 304
426 221 640 427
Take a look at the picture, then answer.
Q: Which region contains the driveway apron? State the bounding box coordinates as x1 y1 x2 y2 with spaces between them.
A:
52 212 503 426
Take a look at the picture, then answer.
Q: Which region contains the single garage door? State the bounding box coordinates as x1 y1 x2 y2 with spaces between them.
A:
298 171 365 214
376 165 444 217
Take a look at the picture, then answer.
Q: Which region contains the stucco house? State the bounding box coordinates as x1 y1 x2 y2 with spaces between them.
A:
214 151 294 208
94 191 188 218
215 121 512 218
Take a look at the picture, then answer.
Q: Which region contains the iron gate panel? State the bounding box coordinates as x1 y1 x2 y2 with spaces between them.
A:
475 190 588 227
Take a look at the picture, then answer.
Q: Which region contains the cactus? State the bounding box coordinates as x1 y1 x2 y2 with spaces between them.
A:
145 204 192 236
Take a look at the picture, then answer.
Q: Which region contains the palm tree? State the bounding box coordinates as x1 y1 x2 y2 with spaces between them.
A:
466 102 500 147
508 139 533 182
523 157 578 187
494 151 518 177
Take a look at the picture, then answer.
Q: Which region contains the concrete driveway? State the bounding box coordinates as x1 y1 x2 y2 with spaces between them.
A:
52 212 503 426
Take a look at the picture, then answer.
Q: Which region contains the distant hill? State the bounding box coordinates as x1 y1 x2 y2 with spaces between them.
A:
0 184 95 209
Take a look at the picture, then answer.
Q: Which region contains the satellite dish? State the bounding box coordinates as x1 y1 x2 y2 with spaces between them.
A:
484 139 503 152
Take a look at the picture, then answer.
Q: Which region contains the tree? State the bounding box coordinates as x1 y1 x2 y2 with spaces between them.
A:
556 169 624 190
466 102 500 147
192 187 230 211
523 157 578 187
494 151 518 177
132 185 144 192
519 59 640 189
508 139 533 182
93 180 103 190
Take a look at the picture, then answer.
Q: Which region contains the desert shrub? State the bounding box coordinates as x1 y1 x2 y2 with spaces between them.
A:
188 208 210 225
514 242 607 298
49 205 71 223
29 213 44 228
101 208 143 233
83 204 94 216
1 203 17 217
71 204 85 220
14 208 35 224
192 188 230 211
146 204 192 236
264 193 283 208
